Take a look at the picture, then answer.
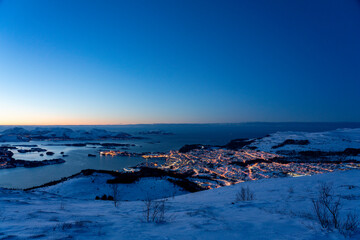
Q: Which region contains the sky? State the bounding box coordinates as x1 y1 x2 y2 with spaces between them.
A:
0 0 359 125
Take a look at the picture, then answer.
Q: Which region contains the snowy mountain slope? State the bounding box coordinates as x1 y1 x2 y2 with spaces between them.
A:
249 128 360 153
35 173 188 201
1 169 360 239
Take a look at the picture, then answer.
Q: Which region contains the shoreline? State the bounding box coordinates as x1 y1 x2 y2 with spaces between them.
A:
2 127 360 190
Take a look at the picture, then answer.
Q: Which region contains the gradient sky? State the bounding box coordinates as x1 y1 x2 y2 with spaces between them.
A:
0 0 359 125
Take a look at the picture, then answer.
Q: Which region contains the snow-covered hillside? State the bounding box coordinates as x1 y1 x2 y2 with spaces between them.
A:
249 128 360 153
1 128 360 239
36 173 188 201
1 170 360 239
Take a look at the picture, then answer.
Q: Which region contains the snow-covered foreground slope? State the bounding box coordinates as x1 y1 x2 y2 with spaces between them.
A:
1 170 360 239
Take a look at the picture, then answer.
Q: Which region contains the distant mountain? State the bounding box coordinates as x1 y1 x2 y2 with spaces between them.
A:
138 130 174 135
0 127 135 142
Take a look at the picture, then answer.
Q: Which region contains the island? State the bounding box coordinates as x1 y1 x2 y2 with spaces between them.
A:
0 147 65 169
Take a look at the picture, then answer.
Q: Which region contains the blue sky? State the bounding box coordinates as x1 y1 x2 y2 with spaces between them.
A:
0 0 359 124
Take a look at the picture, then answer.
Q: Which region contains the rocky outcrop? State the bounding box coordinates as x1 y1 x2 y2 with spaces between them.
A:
272 139 310 149
222 138 255 150
179 144 206 153
17 148 47 153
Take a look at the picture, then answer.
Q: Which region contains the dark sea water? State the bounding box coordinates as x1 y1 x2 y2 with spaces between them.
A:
1 122 359 189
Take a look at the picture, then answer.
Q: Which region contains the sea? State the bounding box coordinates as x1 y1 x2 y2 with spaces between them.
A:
1 122 360 189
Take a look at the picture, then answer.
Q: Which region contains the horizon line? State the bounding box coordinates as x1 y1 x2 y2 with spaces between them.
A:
1 121 360 126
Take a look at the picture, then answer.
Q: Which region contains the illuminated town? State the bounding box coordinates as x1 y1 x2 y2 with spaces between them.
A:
98 148 360 189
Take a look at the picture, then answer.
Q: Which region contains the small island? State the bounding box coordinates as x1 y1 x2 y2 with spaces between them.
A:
0 147 65 169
